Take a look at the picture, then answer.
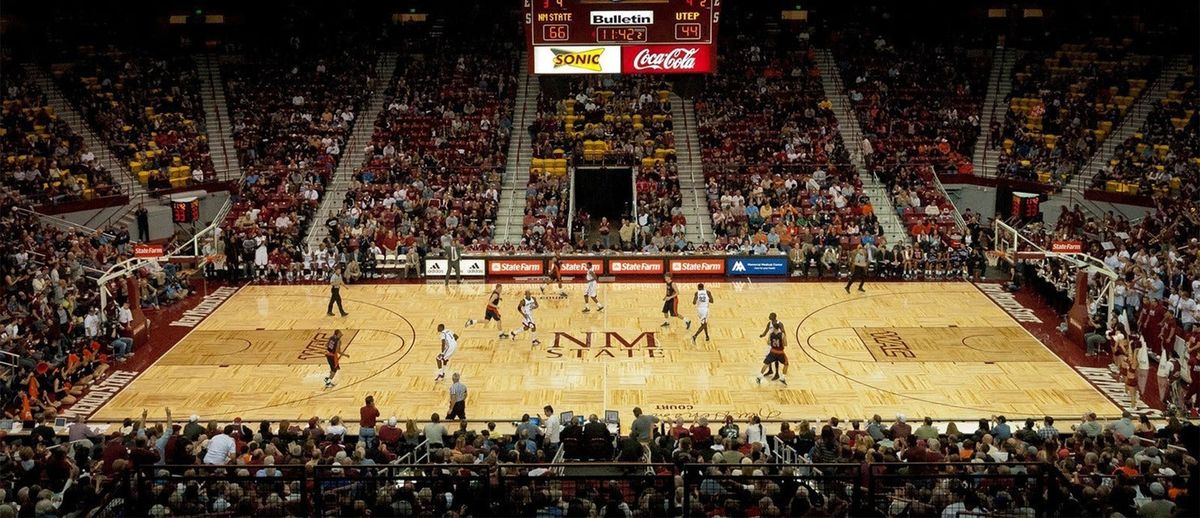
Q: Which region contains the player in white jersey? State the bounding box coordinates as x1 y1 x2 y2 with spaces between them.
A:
435 323 459 382
581 262 605 313
691 283 714 344
510 290 541 346
301 245 314 279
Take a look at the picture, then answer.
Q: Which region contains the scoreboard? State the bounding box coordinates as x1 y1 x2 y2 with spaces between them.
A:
525 0 721 74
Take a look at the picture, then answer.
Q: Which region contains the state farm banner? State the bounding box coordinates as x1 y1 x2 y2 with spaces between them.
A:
622 45 714 74
668 258 725 275
560 259 605 275
1050 240 1083 254
608 258 664 275
134 243 165 258
488 258 545 276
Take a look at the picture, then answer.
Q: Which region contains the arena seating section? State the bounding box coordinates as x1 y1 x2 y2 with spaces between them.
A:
1 61 120 205
326 45 517 258
836 33 988 245
697 29 876 257
528 76 679 252
60 49 216 191
219 51 374 260
1091 71 1198 201
996 40 1160 188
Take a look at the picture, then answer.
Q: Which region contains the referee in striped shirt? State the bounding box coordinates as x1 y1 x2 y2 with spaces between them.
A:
447 373 468 420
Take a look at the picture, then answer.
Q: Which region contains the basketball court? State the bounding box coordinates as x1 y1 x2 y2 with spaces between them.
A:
91 282 1121 424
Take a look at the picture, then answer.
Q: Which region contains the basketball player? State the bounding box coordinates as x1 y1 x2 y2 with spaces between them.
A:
660 273 691 329
435 324 459 382
691 284 714 344
541 253 567 298
756 320 788 385
510 290 541 346
466 284 508 339
324 329 349 388
581 262 605 313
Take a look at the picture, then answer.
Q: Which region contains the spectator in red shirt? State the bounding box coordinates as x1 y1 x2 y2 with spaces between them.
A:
359 395 380 449
378 416 401 448
689 417 713 449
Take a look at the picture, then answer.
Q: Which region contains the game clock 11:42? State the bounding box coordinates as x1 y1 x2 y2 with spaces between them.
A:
595 26 647 43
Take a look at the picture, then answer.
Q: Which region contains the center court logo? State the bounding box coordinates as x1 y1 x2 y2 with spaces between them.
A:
551 48 606 71
547 331 662 359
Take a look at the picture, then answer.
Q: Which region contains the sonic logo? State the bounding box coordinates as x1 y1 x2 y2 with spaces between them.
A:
551 48 606 71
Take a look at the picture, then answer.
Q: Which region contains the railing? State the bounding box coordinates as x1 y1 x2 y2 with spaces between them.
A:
930 171 968 232
0 350 19 375
12 206 118 241
124 462 1089 517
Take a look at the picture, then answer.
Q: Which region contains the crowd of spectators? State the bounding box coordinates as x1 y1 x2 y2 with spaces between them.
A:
0 191 146 430
60 48 216 191
323 42 517 261
218 46 375 277
1 397 1193 517
1091 72 1198 203
835 32 987 248
697 24 880 258
526 76 680 252
1 60 120 205
994 40 1159 188
1022 200 1200 414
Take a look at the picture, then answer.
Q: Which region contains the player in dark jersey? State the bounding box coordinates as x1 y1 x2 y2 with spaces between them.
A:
756 313 788 385
660 273 691 329
324 329 349 388
541 253 567 298
466 284 508 339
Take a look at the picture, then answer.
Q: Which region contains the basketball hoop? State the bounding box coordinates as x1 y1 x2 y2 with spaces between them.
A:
985 250 1004 268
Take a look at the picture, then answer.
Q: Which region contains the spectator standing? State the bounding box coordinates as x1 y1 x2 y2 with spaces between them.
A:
447 373 467 420
68 415 100 443
444 239 462 286
992 416 1011 441
359 396 380 448
327 266 348 317
423 414 448 448
631 407 659 444
183 414 205 440
135 205 149 242
1038 416 1059 442
542 405 561 451
203 425 237 464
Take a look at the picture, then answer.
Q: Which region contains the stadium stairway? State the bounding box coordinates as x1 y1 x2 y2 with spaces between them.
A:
23 64 148 202
495 51 538 245
971 47 1020 178
304 51 399 249
194 54 242 183
670 94 714 244
1038 55 1190 226
814 49 910 246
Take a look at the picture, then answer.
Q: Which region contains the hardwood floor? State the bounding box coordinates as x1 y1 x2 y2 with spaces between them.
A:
91 282 1121 425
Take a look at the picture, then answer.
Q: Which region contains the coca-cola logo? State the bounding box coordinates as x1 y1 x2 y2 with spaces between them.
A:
632 48 699 71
